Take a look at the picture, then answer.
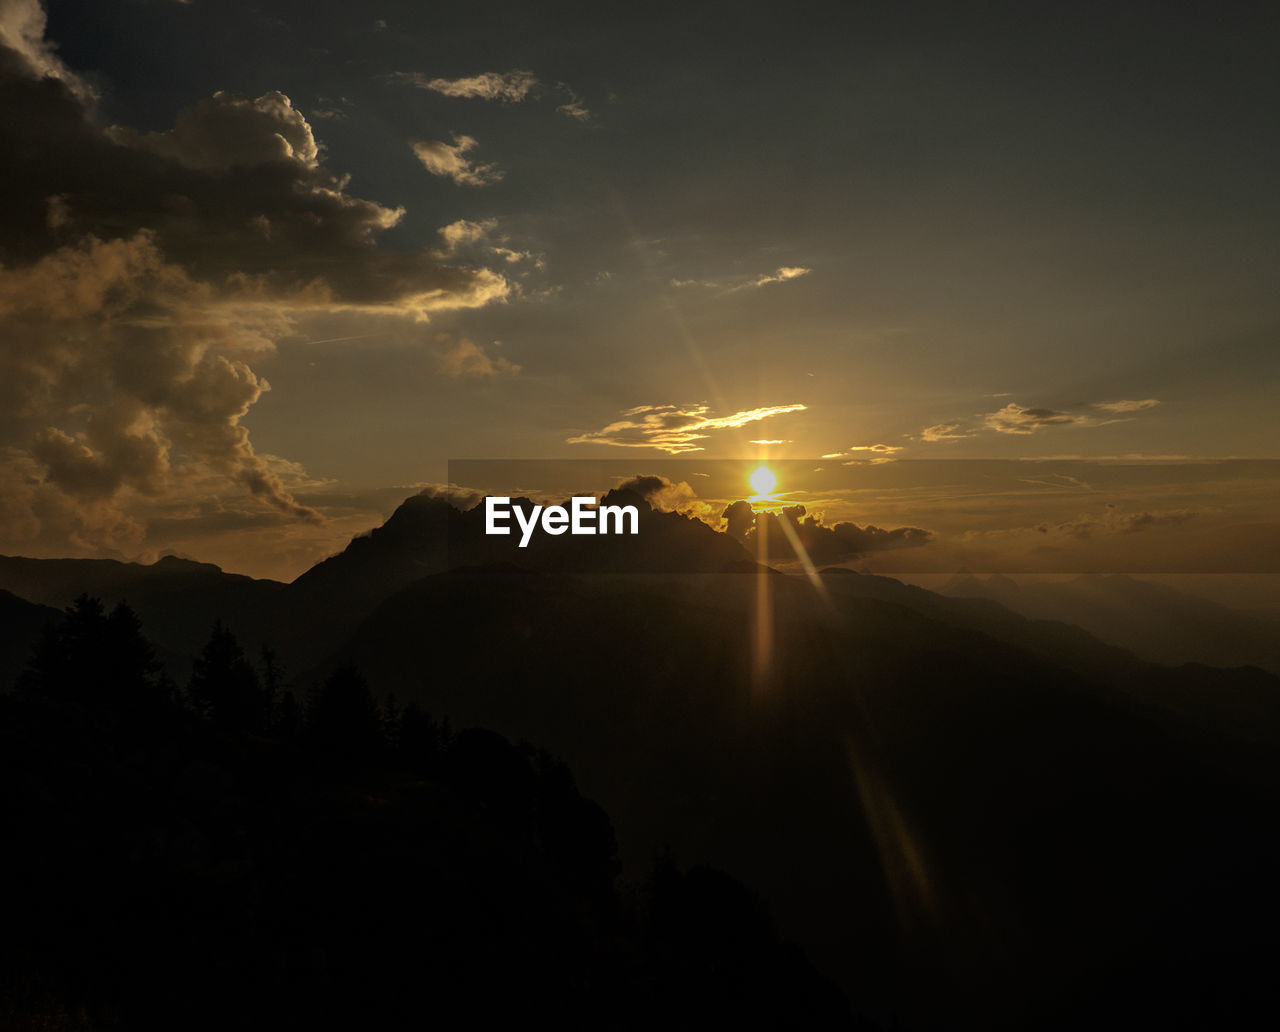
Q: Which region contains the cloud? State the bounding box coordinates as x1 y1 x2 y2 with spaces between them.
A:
396 68 590 120
753 266 811 288
439 218 498 250
412 69 539 102
0 0 90 98
0 7 515 553
614 474 708 516
921 398 1164 444
556 91 591 121
749 439 787 445
437 218 540 268
983 403 1081 435
824 443 902 461
920 423 972 442
721 500 755 541
1052 504 1197 539
437 336 520 378
726 502 931 562
670 265 812 293
410 134 503 186
568 403 807 454
0 232 321 536
1092 399 1161 413
108 90 320 170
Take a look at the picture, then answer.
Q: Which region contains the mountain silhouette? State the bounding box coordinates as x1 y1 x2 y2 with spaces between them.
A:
0 554 283 680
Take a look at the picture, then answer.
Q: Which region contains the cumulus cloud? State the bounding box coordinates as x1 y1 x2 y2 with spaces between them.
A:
410 134 503 186
439 218 498 251
0 232 321 536
107 90 320 170
567 403 807 454
984 403 1081 435
0 6 514 553
614 474 709 516
722 501 931 562
437 336 520 378
0 0 90 97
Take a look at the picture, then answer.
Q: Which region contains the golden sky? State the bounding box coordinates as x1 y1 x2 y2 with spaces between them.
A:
1 1 1278 579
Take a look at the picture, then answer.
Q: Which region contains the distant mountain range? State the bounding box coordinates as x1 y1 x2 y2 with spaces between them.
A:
940 570 1280 674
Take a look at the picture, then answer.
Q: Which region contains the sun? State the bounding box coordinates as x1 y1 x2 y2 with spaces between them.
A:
749 465 778 497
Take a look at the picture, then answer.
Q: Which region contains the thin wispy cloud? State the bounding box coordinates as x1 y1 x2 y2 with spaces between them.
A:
919 398 1163 442
394 68 591 120
410 135 503 186
753 266 811 288
920 423 973 442
413 69 539 102
670 265 812 293
1093 399 1161 414
568 403 807 454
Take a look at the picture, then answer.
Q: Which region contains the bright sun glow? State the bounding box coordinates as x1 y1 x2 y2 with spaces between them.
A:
749 465 778 497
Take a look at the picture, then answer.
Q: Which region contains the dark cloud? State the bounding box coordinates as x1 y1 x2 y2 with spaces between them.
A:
721 499 754 542
0 6 511 553
613 473 706 515
721 502 932 563
984 403 1081 435
1055 504 1197 539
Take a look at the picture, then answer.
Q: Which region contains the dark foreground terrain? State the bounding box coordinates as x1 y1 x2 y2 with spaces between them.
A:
3 491 1279 1029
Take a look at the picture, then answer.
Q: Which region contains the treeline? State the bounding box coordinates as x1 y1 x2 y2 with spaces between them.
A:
1 595 855 1030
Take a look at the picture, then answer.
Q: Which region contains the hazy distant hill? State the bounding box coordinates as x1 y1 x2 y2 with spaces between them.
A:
941 571 1280 674
0 555 284 677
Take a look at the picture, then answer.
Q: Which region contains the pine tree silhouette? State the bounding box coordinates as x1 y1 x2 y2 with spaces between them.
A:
188 621 269 732
307 663 384 764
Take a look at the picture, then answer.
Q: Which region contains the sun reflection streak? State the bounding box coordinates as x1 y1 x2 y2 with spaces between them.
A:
774 508 830 605
846 737 940 936
752 511 773 692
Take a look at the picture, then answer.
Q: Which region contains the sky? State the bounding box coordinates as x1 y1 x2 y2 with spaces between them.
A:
1 0 1277 580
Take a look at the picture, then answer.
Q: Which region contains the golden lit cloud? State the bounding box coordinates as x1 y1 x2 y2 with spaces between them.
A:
413 69 539 102
1093 399 1161 413
437 336 520 378
410 135 504 186
568 403 807 454
753 266 811 287
984 403 1081 435
920 423 972 442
